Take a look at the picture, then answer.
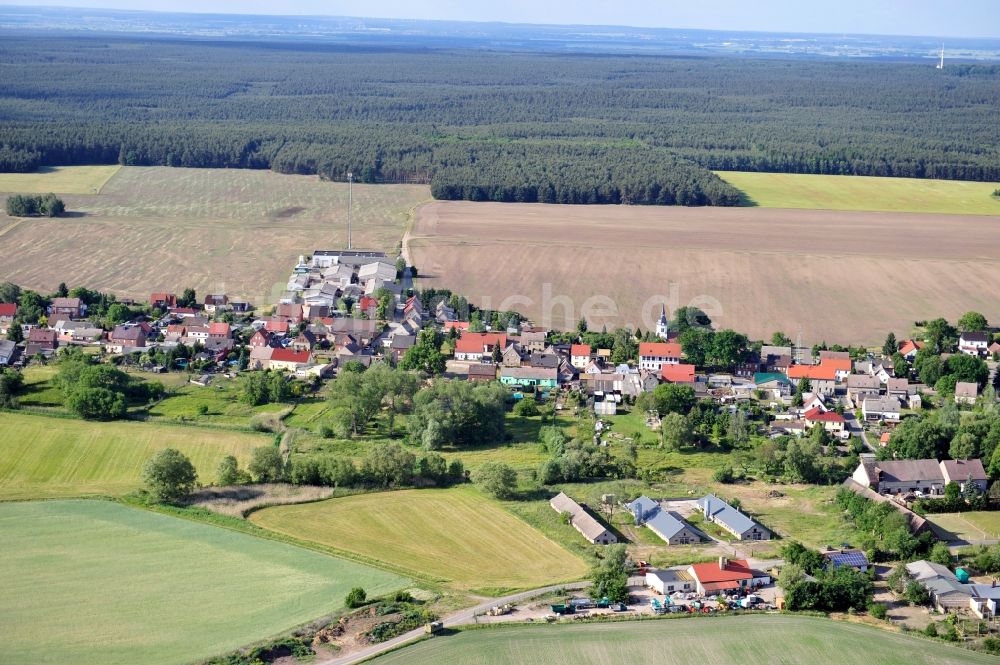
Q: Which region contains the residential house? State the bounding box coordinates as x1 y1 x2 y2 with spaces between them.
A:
518 330 547 354
645 569 694 595
388 334 415 362
550 492 617 545
969 584 1000 619
276 303 305 325
862 396 900 422
852 458 987 497
269 348 311 372
50 297 84 319
660 363 696 384
500 344 523 368
593 390 620 416
809 378 837 395
697 494 771 541
638 342 682 372
570 344 592 369
203 294 230 313
53 319 103 344
885 378 912 398
989 341 1000 358
249 329 273 348
940 459 988 493
108 325 146 352
959 331 989 357
467 363 497 382
357 261 398 283
687 558 771 596
955 381 979 405
0 303 16 335
905 561 970 613
170 307 201 319
898 339 924 360
454 332 507 362
27 327 58 350
150 293 177 309
823 549 869 572
247 346 274 370
291 330 317 352
760 345 793 373
499 366 558 389
846 374 881 401
803 407 845 436
527 352 560 370
818 350 850 361
264 319 291 336
753 372 792 400
0 339 16 365
626 496 701 546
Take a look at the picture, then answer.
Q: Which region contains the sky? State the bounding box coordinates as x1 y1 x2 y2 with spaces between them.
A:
5 1 1000 39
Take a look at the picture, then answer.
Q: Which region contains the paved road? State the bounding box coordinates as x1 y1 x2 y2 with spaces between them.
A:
319 582 591 665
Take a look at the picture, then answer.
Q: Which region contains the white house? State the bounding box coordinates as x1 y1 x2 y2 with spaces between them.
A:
959 331 989 356
638 342 682 372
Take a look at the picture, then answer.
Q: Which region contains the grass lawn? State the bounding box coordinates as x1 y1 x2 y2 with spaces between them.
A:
928 511 1000 541
146 378 291 427
0 411 267 499
0 500 406 665
717 171 1000 215
366 614 994 665
0 165 121 195
250 486 589 592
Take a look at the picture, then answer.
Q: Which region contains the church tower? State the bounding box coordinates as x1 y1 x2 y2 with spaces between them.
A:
656 304 669 340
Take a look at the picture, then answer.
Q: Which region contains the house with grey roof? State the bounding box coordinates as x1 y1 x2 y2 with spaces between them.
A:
0 339 16 366
862 395 900 422
696 494 770 541
626 496 701 546
906 560 971 612
550 492 616 545
954 381 979 405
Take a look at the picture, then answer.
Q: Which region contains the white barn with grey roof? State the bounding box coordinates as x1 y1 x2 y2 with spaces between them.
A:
697 494 770 541
550 492 616 545
626 496 701 546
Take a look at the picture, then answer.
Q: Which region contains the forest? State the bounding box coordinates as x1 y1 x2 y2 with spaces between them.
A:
1 36 999 205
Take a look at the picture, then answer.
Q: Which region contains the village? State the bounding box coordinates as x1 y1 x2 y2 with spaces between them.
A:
2 247 1000 642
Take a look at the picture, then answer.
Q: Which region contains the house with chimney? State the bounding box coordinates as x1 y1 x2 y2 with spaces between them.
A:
687 557 771 595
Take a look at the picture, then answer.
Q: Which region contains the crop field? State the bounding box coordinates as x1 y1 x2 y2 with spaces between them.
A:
0 165 121 194
718 171 1000 216
250 487 589 591
0 412 265 499
366 614 994 665
0 166 429 303
409 200 1000 344
928 511 1000 542
0 500 406 665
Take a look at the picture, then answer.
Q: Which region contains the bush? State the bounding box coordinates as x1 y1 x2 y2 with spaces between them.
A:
142 448 198 503
512 396 539 416
474 461 517 499
345 587 367 608
923 622 937 637
867 602 888 620
248 446 286 483
712 467 735 484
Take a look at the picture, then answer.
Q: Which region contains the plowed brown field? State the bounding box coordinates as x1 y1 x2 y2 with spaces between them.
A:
408 201 1000 344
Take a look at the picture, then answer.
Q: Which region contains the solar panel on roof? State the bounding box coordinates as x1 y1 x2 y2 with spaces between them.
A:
830 551 867 568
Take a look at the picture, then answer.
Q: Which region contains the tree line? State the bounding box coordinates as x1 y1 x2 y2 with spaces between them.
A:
5 194 64 217
2 36 999 206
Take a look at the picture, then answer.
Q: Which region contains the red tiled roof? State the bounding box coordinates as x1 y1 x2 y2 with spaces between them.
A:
804 407 844 423
0 303 16 317
444 321 470 331
455 332 507 354
824 358 851 373
270 348 310 364
787 364 837 381
166 324 186 335
358 295 378 311
264 320 290 333
661 363 696 383
571 344 591 357
690 559 753 584
898 340 925 355
171 307 198 315
208 322 231 336
639 342 681 358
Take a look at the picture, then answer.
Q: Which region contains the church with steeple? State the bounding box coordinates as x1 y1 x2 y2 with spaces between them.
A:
655 304 669 340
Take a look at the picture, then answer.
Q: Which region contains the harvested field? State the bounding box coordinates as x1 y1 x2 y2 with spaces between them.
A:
366 614 993 665
0 411 265 500
0 500 405 665
718 171 1000 216
250 487 589 592
409 200 1000 344
0 165 120 194
0 166 429 303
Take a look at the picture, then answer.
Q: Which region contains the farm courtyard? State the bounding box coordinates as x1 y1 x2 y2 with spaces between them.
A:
0 500 406 665
408 198 1000 344
0 166 429 304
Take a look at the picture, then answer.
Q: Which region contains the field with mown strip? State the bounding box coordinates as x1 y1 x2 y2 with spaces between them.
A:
928 511 1000 542
717 171 1000 215
0 165 121 194
0 500 406 665
0 411 266 499
366 614 993 665
0 166 429 303
250 487 589 591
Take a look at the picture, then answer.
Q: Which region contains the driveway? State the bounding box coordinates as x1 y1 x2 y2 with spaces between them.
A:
319 582 591 665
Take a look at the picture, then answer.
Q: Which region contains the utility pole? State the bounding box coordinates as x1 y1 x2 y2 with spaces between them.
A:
346 171 353 250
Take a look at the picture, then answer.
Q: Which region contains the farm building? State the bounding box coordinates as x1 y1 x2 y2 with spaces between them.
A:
549 492 616 545
905 560 971 613
851 458 987 497
646 568 694 595
626 496 701 546
696 494 770 541
688 558 771 595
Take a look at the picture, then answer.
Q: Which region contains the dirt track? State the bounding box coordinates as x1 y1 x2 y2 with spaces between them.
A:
408 201 1000 344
